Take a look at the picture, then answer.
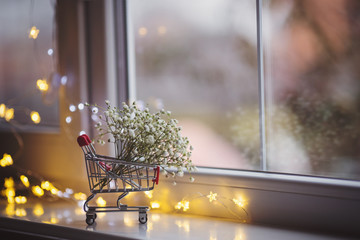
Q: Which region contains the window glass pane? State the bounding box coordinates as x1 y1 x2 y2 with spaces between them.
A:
0 0 59 130
264 0 360 179
129 0 259 170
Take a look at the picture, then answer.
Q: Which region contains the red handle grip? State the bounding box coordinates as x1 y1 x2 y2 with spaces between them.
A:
77 134 92 147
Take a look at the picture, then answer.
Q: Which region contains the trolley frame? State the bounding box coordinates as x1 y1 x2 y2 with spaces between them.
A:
77 134 160 225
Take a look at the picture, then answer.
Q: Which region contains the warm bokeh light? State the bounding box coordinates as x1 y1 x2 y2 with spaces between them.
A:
14 196 27 204
0 103 5 118
4 188 15 204
144 191 153 199
150 201 160 209
50 217 59 224
36 79 48 92
175 200 190 212
29 26 40 39
4 108 14 122
20 175 30 188
33 204 44 216
207 191 217 203
158 26 167 35
4 177 14 188
138 27 148 36
5 204 15 216
50 187 59 195
15 208 27 217
32 185 44 197
41 181 51 190
74 192 87 201
233 198 246 208
0 153 13 167
30 111 41 124
96 197 107 207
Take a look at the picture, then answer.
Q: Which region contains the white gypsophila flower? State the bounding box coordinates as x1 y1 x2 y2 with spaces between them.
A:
128 129 135 138
177 171 184 177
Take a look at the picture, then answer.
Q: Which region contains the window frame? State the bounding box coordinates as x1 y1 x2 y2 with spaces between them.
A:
83 0 360 237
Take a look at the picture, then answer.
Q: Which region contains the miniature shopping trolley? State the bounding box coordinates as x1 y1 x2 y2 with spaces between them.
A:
77 134 160 225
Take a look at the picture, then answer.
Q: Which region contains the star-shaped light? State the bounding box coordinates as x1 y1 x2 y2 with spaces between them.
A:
207 191 217 203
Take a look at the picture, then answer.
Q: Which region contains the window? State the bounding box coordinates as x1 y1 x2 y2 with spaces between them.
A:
263 0 360 180
129 0 260 170
0 0 59 130
129 0 360 181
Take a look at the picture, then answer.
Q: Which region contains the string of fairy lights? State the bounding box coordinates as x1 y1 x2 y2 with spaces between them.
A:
1 1 88 217
146 190 248 222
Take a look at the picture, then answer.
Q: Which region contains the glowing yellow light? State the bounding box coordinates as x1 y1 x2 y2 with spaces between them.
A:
150 201 160 209
5 204 15 216
50 187 59 195
20 175 30 188
4 177 14 188
0 104 5 118
30 111 41 124
96 197 106 207
144 191 153 199
233 198 246 208
32 185 44 197
3 188 15 203
158 26 167 35
29 26 40 39
36 79 48 92
0 153 13 167
50 217 59 224
33 204 44 216
5 108 14 122
7 196 15 204
207 191 217 203
175 200 190 212
15 208 27 217
74 192 87 201
41 181 51 190
14 196 27 204
138 27 148 36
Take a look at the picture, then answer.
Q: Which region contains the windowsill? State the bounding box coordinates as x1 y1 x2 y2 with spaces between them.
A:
189 167 360 199
0 200 350 240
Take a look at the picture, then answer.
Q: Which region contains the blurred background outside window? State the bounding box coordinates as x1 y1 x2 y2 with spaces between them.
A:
263 0 360 179
0 0 59 130
130 0 360 180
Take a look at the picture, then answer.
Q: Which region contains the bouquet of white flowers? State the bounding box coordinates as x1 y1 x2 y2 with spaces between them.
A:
86 100 196 182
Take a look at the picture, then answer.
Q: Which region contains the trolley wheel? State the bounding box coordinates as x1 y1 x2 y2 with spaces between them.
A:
86 216 95 225
139 212 148 224
86 212 97 225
